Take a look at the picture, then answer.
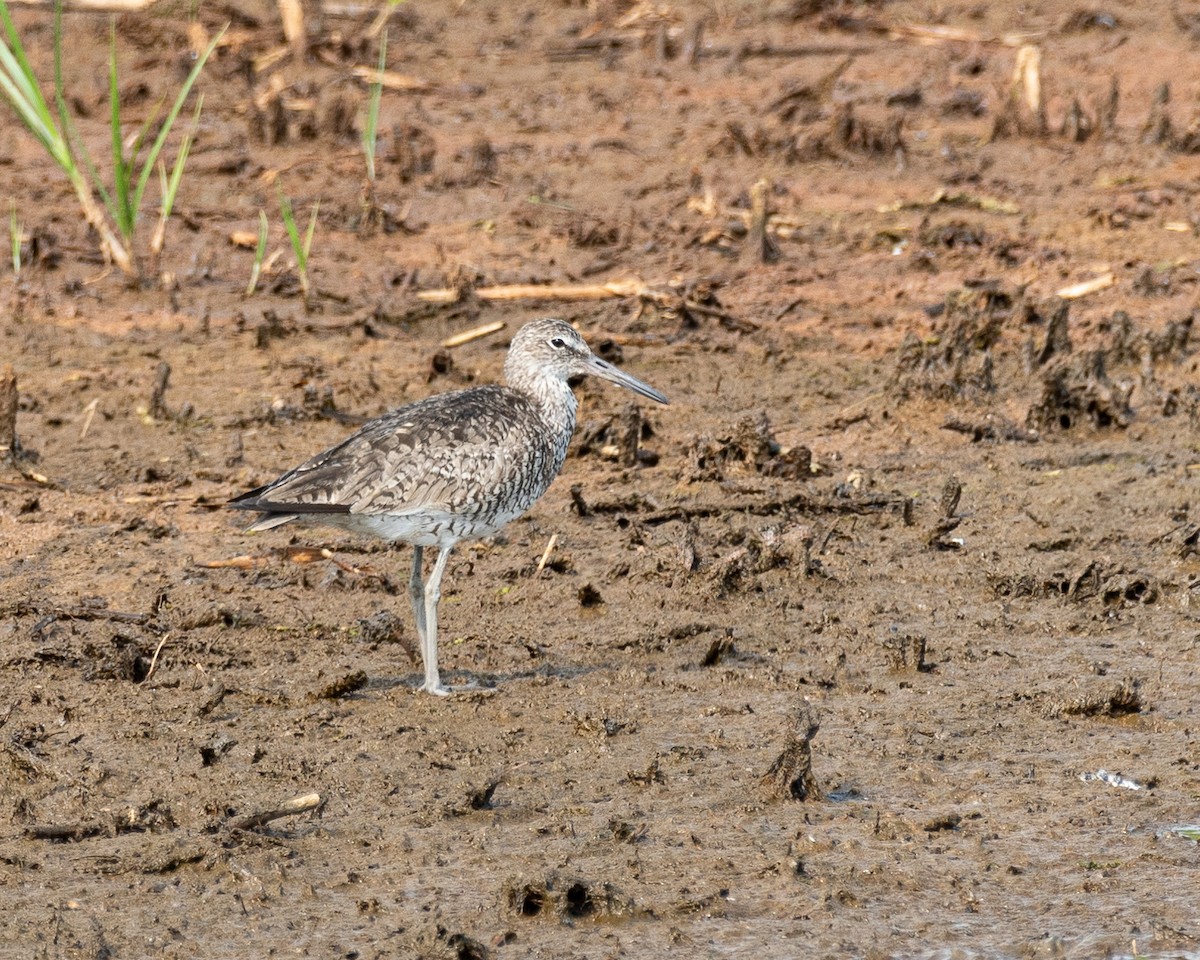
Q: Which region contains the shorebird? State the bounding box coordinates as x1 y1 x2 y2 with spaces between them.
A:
229 318 669 695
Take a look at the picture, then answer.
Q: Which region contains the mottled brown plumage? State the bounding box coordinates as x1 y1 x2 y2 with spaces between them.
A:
230 318 668 695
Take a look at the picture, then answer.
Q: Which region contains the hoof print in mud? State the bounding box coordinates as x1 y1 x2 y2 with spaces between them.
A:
504 872 636 923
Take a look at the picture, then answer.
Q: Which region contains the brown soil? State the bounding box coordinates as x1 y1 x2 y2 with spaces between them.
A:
2 2 1199 957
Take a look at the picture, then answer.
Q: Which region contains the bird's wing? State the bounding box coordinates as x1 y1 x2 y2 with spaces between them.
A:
229 387 547 519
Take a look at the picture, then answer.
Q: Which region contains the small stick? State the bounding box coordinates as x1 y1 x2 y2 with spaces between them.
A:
278 0 306 61
228 791 323 831
15 0 155 8
1056 273 1113 300
351 66 430 92
140 633 172 685
536 533 559 574
78 398 99 441
1014 45 1041 116
417 280 645 304
443 321 506 349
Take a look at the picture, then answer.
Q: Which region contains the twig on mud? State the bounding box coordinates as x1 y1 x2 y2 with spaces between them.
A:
885 21 1043 47
535 533 558 574
417 280 645 303
443 321 506 348
140 632 171 685
1056 272 1114 300
350 64 430 93
78 398 99 440
15 0 157 9
277 0 306 62
227 791 323 831
198 546 385 577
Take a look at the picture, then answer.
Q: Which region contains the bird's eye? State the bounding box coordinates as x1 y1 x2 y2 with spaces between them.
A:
550 337 567 348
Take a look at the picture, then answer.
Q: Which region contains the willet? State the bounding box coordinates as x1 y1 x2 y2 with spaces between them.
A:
229 318 669 695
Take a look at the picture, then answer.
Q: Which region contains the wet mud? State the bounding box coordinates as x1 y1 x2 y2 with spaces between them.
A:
2 1 1199 957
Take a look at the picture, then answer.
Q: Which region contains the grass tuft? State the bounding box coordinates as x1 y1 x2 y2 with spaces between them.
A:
278 190 319 305
0 0 223 279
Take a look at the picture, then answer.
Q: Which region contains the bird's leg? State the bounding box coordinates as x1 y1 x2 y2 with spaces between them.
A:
418 546 454 696
408 546 427 650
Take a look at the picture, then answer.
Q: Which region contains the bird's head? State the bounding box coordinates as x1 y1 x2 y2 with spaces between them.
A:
505 318 669 405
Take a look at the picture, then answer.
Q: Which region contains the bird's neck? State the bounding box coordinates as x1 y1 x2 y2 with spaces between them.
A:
509 374 579 457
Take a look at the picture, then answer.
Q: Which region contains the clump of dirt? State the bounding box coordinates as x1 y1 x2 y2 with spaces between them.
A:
683 411 812 481
762 701 821 801
890 286 1008 400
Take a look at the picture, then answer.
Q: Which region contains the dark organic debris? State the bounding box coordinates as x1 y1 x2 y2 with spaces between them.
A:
1030 297 1072 368
574 402 658 466
701 632 736 666
883 633 929 673
989 560 1157 606
711 525 814 594
447 778 502 817
684 411 811 482
943 414 1039 443
1099 572 1158 606
925 475 964 550
445 932 490 960
199 733 237 767
1027 350 1134 431
314 670 369 700
0 364 22 465
391 124 437 182
504 872 636 923
577 583 604 608
830 102 905 158
355 610 411 648
1046 678 1143 718
83 635 154 684
762 700 821 801
26 800 176 843
891 287 1005 401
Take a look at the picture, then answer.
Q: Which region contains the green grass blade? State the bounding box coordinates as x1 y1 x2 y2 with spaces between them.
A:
278 189 302 268
256 209 268 261
161 96 202 222
302 200 319 263
108 21 132 240
131 25 224 228
362 28 386 182
49 0 99 192
0 1 69 166
246 209 268 296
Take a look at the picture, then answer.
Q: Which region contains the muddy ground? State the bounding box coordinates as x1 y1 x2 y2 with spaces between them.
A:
2 1 1199 957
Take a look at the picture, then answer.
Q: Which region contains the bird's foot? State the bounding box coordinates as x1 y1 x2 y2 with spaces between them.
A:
417 677 493 697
